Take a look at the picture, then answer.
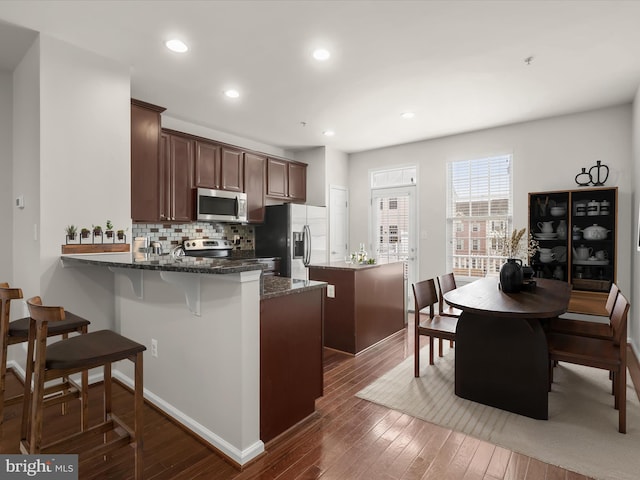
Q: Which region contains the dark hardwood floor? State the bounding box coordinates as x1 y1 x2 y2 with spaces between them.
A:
2 322 638 480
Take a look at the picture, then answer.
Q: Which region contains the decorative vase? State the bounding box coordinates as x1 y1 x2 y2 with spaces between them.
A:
500 258 523 293
556 219 567 240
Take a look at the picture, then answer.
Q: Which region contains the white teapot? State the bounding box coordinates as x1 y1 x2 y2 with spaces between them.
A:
573 245 593 261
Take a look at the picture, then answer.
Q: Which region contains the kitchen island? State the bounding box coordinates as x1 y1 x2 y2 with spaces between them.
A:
309 261 405 354
61 253 325 466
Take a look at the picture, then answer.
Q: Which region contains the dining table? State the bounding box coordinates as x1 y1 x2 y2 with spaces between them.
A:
444 276 571 419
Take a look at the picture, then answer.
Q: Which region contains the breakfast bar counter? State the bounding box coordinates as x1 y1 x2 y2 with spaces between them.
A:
60 252 326 466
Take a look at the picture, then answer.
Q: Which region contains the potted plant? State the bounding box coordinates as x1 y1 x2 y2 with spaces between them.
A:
80 227 91 243
65 225 77 241
105 220 114 238
117 228 128 242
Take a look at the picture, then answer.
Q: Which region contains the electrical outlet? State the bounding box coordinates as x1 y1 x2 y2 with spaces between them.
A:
151 338 158 358
327 284 335 298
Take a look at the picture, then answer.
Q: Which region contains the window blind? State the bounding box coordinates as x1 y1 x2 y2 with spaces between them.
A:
446 155 513 279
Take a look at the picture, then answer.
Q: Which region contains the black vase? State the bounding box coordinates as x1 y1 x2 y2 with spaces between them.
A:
500 258 523 293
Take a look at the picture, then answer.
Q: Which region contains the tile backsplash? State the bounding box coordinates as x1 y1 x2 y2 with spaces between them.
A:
132 222 255 253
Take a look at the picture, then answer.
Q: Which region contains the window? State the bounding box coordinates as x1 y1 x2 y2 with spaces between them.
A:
447 155 512 279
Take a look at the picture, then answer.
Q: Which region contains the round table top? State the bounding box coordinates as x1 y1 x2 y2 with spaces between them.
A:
443 277 571 319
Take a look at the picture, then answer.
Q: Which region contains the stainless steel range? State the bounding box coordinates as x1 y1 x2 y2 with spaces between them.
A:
181 238 233 258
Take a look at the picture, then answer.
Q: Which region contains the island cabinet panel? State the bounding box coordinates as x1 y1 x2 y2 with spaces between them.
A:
260 288 324 442
131 99 165 222
244 152 266 223
309 262 405 354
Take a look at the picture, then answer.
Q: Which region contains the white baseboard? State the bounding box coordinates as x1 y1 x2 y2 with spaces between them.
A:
8 360 264 466
112 369 264 466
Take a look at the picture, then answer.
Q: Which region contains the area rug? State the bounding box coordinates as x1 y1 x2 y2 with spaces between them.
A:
356 345 640 480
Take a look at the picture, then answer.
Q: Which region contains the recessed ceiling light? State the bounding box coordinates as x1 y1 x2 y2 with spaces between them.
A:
323 130 335 137
313 48 331 61
165 39 188 53
224 89 240 99
401 112 415 119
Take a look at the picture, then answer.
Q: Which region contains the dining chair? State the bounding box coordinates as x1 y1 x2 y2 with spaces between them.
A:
549 282 618 340
413 279 457 377
0 283 90 426
547 291 629 433
436 273 461 318
22 296 146 479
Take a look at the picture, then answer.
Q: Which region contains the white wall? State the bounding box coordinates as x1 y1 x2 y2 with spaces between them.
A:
9 35 131 369
162 115 287 158
631 88 640 354
12 38 40 299
0 72 13 283
293 146 326 206
349 105 633 308
326 146 349 192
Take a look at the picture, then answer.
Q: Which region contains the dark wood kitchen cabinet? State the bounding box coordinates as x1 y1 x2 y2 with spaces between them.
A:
266 158 307 202
244 152 266 223
260 287 324 442
194 142 244 193
193 140 220 189
160 132 194 222
308 262 405 354
131 99 165 222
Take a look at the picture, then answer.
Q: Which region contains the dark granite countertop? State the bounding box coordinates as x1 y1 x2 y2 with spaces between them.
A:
61 253 326 299
61 253 265 274
261 276 326 300
308 260 400 270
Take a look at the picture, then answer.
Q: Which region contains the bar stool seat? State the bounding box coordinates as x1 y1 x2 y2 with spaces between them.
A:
21 297 146 479
1 283 90 425
8 312 90 339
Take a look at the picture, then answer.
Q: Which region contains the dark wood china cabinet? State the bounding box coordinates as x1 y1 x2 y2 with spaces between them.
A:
528 187 617 314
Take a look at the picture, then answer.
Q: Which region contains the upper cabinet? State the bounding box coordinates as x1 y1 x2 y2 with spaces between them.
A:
194 140 220 189
194 141 244 192
266 158 307 202
220 146 244 192
161 132 194 222
131 98 306 223
131 99 166 223
244 153 266 224
528 187 617 304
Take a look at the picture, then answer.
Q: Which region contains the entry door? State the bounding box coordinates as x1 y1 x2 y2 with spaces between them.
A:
371 186 417 310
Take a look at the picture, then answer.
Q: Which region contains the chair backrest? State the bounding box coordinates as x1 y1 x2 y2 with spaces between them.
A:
26 297 66 329
1 282 24 331
605 283 620 316
609 291 629 347
412 279 438 319
436 273 456 310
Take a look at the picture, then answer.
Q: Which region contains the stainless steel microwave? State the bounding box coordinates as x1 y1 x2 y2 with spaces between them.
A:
196 188 247 223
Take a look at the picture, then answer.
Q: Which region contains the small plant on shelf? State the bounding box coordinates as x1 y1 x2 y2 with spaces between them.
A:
116 228 128 242
105 220 114 239
65 225 77 240
92 225 103 244
80 228 91 243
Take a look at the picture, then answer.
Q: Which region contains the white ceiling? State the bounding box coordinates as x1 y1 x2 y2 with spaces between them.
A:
1 1 640 153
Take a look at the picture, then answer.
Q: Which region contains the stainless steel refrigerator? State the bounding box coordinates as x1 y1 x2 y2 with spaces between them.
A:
255 204 327 280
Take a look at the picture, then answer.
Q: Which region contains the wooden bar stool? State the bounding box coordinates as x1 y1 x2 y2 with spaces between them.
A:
0 283 90 426
22 296 146 479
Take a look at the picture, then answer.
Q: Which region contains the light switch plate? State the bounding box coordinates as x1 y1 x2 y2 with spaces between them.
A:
327 284 335 298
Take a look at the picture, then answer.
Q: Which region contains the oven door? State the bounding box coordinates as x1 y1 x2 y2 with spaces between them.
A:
196 188 247 222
